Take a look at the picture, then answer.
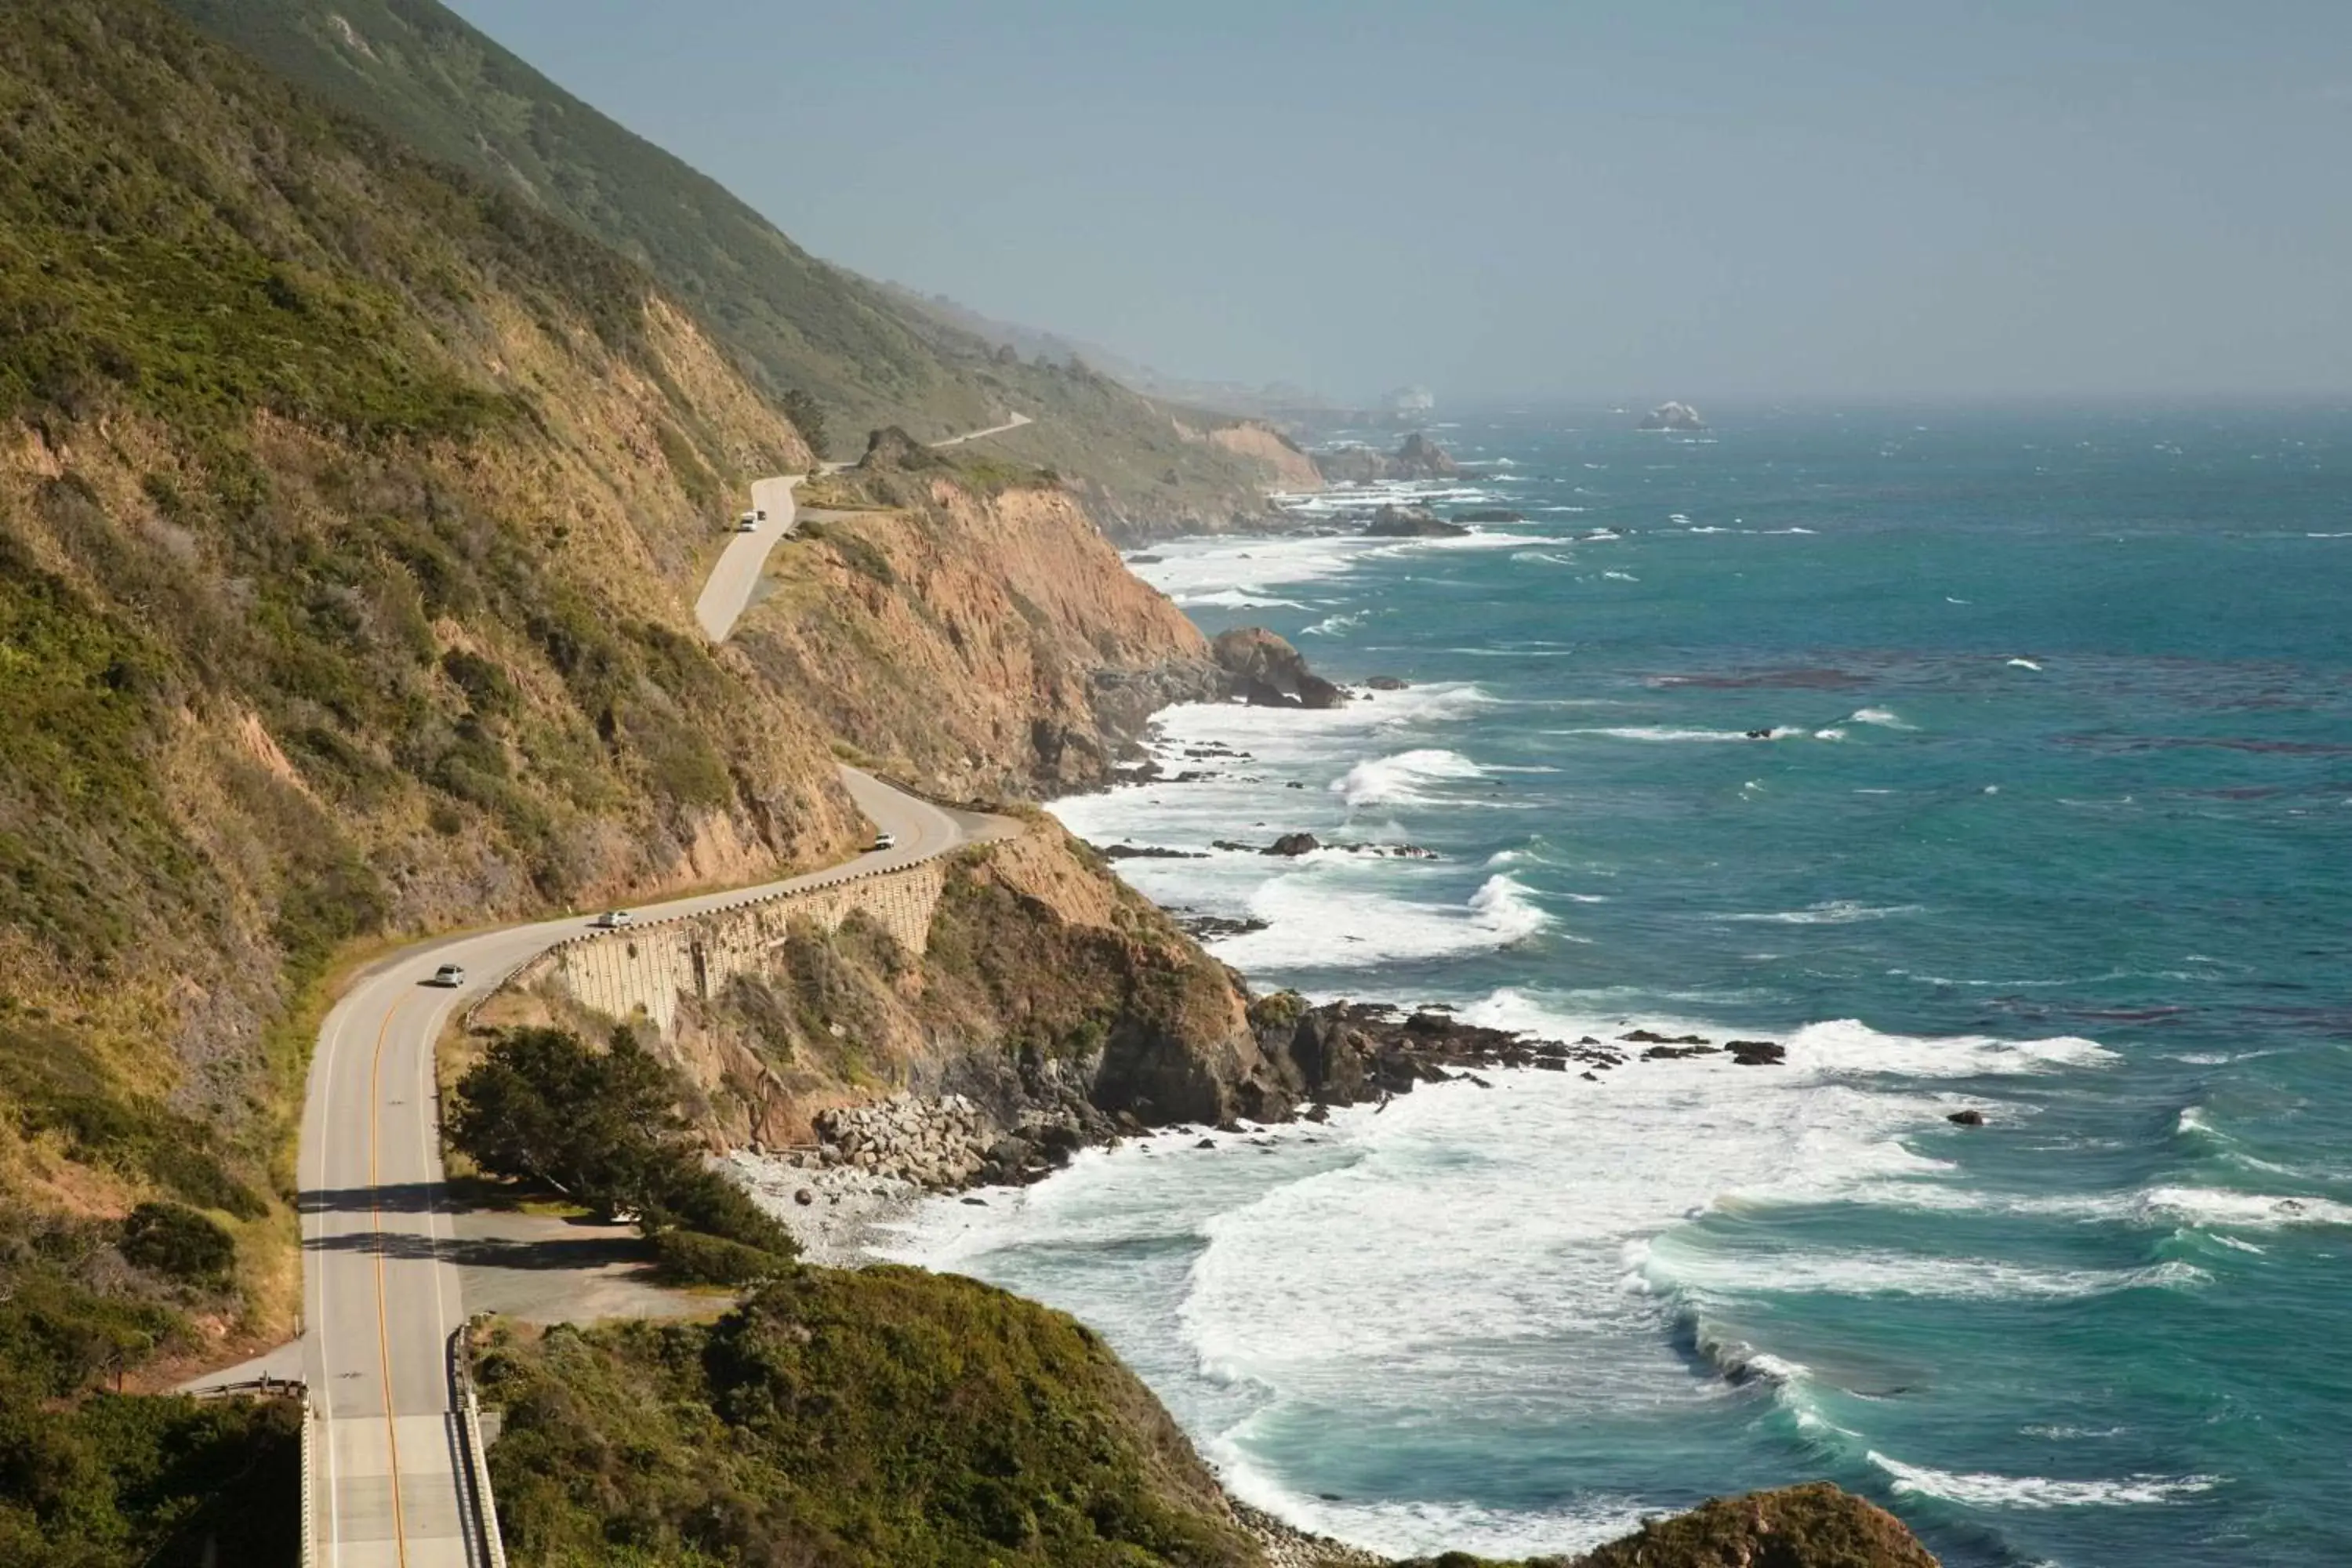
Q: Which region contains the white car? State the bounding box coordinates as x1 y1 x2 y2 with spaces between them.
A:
592 910 634 930
430 964 466 988
872 831 897 851
735 514 758 532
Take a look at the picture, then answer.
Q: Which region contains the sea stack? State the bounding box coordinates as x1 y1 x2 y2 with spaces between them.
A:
1639 401 1708 432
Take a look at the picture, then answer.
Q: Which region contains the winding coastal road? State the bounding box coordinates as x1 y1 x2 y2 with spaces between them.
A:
290 447 1024 1562
692 473 804 641
296 769 998 1565
692 411 1033 644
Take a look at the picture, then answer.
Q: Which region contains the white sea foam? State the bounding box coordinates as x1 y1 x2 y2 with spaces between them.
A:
2009 657 2045 670
2136 1186 2352 1229
1849 707 1914 729
1867 1452 2220 1508
1332 748 1487 807
1212 1446 1653 1563
1173 586 1309 609
1205 873 1548 971
888 980 2142 1552
1557 725 1758 743
1639 1238 2202 1301
1601 570 1639 581
1724 902 1922 925
1299 611 1364 637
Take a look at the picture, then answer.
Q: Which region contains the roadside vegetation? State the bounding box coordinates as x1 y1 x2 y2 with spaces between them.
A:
448 1027 800 1285
475 1267 1260 1567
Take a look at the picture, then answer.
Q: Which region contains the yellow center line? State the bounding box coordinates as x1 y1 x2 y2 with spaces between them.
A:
368 996 411 1568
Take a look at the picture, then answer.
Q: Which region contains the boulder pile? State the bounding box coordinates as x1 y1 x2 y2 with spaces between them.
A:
796 1093 1108 1191
810 1094 994 1188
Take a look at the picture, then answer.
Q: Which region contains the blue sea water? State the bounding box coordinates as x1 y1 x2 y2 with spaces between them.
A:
887 405 2352 1566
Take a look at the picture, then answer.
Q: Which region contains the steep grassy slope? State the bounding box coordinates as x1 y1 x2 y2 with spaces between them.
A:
0 0 857 1391
162 0 1303 536
0 0 1226 1410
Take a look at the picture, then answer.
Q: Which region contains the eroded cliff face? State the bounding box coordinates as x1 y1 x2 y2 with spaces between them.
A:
731 452 1225 799
1200 419 1323 493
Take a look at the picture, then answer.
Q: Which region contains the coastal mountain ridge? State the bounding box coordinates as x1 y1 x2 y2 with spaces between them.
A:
0 2 1937 1563
161 0 1314 541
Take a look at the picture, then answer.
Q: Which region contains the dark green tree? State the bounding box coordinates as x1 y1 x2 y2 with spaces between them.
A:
448 1027 798 1278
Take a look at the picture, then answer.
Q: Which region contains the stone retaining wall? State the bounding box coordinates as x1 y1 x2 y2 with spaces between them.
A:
503 858 949 1033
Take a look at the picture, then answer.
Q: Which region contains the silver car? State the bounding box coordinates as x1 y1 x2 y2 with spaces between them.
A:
430 964 466 988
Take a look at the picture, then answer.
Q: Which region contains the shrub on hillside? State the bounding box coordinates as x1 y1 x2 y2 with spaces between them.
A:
651 1229 789 1287
117 1203 234 1285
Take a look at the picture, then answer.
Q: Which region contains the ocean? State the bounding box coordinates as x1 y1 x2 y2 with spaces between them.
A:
882 404 2352 1566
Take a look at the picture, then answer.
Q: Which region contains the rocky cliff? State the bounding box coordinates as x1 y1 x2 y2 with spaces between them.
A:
732 434 1225 798
1312 430 1462 484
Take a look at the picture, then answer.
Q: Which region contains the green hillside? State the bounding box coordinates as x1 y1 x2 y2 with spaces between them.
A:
163 0 1292 535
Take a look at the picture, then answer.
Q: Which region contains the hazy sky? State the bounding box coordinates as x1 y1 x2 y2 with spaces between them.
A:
445 0 2352 404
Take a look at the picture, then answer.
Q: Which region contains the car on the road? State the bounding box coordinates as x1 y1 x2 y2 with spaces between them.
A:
756 508 768 521
735 514 758 532
872 831 897 851
591 909 633 929
430 964 466 987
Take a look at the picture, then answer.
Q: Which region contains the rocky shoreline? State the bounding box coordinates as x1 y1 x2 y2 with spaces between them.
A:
739 1000 1791 1260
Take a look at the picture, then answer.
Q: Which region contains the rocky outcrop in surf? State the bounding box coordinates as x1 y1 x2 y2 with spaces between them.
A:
1212 626 1348 709
1312 430 1463 483
1364 503 1469 538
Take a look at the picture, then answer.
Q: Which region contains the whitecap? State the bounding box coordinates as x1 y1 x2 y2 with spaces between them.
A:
1556 725 1757 743
2136 1185 2352 1229
1723 901 1922 925
1867 1452 2219 1508
1174 587 1310 609
1299 611 1364 637
1641 1240 2201 1302
1206 873 1549 971
1848 707 1914 729
1331 748 1487 808
2008 657 2044 671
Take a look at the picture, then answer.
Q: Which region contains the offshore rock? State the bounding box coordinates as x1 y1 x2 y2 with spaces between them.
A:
1639 400 1708 432
1364 503 1468 538
1212 626 1346 709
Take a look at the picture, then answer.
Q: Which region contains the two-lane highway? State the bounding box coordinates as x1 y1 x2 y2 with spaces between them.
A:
692 411 1033 645
299 771 1011 1564
301 429 1036 1561
693 472 804 641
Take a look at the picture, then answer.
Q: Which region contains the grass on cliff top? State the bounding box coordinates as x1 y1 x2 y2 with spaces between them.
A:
476 1265 1258 1567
